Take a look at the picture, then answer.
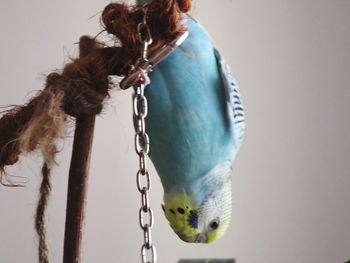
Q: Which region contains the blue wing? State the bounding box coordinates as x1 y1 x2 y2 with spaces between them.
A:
214 49 246 149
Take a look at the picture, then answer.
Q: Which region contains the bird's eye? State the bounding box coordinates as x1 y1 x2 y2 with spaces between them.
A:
209 219 220 230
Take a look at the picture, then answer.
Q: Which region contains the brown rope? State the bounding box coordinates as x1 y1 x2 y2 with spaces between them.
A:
35 162 51 263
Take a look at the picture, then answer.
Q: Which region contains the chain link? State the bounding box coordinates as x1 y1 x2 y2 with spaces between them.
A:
133 8 156 263
134 83 156 263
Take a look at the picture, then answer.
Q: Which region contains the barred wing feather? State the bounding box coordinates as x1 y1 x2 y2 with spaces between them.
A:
215 49 246 148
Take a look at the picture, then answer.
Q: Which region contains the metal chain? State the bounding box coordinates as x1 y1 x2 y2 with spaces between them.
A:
133 8 157 263
105 6 188 263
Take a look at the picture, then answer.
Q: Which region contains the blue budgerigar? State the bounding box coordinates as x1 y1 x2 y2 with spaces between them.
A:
144 15 245 243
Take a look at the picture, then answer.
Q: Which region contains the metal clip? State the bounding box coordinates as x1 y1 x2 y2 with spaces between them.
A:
119 30 189 90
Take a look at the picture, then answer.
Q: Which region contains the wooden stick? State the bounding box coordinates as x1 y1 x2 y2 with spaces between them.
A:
63 38 97 263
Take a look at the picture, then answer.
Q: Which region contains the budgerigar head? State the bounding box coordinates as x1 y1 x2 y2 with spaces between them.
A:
162 167 232 243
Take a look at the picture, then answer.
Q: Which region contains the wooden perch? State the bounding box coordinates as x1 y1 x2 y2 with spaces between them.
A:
63 37 98 263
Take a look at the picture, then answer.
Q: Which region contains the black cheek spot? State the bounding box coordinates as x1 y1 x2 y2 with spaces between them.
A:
177 208 185 214
189 210 194 214
169 209 176 214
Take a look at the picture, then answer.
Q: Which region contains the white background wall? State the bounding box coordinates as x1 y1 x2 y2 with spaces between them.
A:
0 1 350 263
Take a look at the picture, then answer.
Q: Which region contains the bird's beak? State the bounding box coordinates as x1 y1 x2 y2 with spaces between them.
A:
195 233 207 243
